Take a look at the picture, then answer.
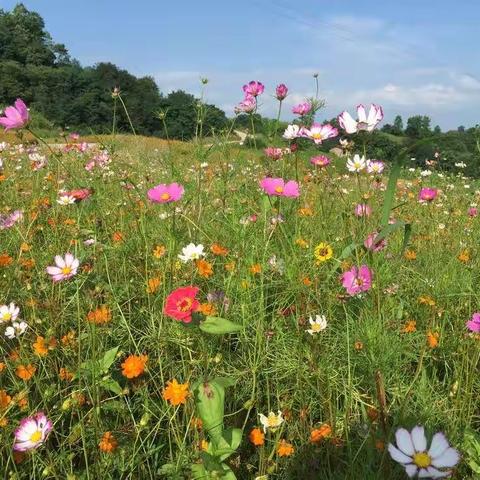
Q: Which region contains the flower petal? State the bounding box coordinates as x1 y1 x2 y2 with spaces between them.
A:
428 432 450 459
431 447 460 468
411 426 427 452
418 466 452 478
396 428 415 456
404 464 418 478
388 443 413 464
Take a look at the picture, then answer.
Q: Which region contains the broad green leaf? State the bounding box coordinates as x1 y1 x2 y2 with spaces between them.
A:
99 378 123 395
99 346 119 372
194 380 225 443
200 317 243 335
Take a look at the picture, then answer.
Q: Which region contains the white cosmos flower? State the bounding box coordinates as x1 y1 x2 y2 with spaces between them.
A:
5 321 28 339
306 315 327 335
338 104 383 133
0 303 20 323
282 124 301 140
259 411 284 433
178 243 205 263
420 170 432 177
388 426 460 478
57 195 76 205
346 154 366 172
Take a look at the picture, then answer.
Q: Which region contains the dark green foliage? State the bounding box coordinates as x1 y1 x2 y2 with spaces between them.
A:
0 4 227 138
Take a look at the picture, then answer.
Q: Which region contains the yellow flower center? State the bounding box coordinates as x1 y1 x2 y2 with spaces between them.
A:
177 298 193 312
2 313 12 321
62 266 72 275
312 132 323 140
30 430 42 443
161 192 170 200
267 414 279 427
274 186 284 193
311 323 322 332
413 452 431 468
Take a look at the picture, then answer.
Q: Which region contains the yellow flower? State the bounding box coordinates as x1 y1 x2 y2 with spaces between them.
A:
314 242 333 263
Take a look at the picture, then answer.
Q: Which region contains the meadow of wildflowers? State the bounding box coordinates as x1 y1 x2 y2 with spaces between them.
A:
0 80 479 480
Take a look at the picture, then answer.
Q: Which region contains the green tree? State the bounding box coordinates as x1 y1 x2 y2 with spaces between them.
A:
405 115 431 138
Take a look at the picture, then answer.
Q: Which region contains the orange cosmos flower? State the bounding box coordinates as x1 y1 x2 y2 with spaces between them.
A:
162 379 189 406
59 368 74 381
197 303 217 316
427 331 439 348
146 277 161 294
0 253 13 267
99 432 118 453
33 336 49 356
196 259 213 278
224 261 236 272
153 245 166 259
15 364 36 381
404 250 417 261
310 424 332 444
87 305 112 324
402 320 417 333
249 264 262 275
277 439 294 457
121 354 148 379
210 243 229 256
0 390 11 409
112 231 124 243
458 250 470 263
249 427 265 446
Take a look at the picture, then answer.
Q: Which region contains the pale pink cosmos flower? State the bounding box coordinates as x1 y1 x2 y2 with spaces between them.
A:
147 183 184 203
341 265 372 296
260 178 300 198
243 81 264 97
364 231 387 252
338 104 383 134
14 412 52 452
466 312 480 333
0 99 30 131
355 204 372 217
292 102 312 116
264 147 283 160
301 123 338 144
283 124 302 140
46 253 80 282
275 84 288 101
235 96 256 114
418 188 438 202
0 210 23 230
310 155 331 168
366 160 385 174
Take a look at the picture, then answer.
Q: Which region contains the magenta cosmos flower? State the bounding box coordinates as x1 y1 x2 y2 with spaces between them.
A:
147 182 184 203
364 231 387 252
341 265 373 296
14 412 52 452
235 96 256 114
264 147 283 160
243 81 264 97
0 99 30 131
275 83 288 101
466 312 480 333
418 187 438 202
310 155 331 168
338 104 383 134
301 123 338 144
355 203 372 217
468 207 478 217
260 178 300 198
292 102 312 116
46 253 80 282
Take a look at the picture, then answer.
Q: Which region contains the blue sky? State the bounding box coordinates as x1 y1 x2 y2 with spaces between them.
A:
3 0 480 129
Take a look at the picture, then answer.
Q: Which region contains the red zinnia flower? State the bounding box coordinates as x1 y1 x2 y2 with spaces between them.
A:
163 286 200 323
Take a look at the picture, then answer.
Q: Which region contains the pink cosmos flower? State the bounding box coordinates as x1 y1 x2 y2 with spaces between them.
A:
14 412 52 452
468 207 477 217
301 123 338 144
260 178 300 198
147 182 184 203
243 81 264 97
46 253 80 282
0 99 30 131
366 160 385 174
163 286 200 323
264 147 283 160
0 210 23 230
364 231 387 252
338 104 383 134
355 204 372 217
292 102 312 116
341 265 373 296
235 96 256 114
466 312 480 333
418 187 438 202
275 84 288 101
310 155 331 168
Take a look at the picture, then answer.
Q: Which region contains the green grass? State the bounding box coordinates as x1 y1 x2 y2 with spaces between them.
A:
0 133 479 479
